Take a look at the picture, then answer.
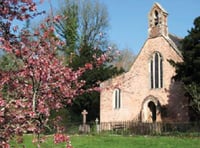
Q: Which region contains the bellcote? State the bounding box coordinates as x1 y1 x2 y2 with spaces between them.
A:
148 3 168 38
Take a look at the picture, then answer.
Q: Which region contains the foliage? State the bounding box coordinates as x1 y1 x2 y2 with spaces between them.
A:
0 53 23 72
68 44 123 121
172 16 200 120
55 0 79 59
55 0 122 122
0 0 39 146
55 0 109 55
0 0 107 147
0 0 43 40
184 83 200 115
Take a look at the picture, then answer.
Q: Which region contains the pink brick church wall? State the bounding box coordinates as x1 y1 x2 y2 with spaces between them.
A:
100 36 188 123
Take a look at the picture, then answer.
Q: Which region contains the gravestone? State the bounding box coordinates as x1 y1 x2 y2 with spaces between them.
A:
82 109 87 125
79 109 90 133
95 118 100 133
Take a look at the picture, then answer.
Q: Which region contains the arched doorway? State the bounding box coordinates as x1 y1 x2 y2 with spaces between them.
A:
141 96 161 123
148 101 156 122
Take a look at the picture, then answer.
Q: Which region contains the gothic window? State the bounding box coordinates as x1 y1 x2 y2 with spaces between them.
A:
155 53 159 88
154 10 159 26
113 88 121 109
150 52 163 89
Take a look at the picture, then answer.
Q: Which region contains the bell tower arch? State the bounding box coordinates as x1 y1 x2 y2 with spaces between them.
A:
148 3 168 38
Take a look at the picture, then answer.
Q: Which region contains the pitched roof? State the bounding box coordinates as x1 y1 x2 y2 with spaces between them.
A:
154 2 168 14
169 34 182 49
163 34 183 57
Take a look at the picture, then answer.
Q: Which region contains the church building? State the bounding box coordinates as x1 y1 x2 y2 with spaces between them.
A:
100 3 189 123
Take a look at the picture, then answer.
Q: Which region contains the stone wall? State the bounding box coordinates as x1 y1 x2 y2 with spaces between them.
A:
100 36 188 123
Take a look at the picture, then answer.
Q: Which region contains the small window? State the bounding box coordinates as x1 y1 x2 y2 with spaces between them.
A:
113 88 121 109
154 10 159 26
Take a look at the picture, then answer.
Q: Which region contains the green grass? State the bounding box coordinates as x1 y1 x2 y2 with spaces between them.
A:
10 134 200 148
71 135 200 148
10 134 65 148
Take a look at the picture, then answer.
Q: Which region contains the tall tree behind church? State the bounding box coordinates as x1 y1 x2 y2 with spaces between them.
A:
55 0 123 121
55 0 109 58
172 16 200 121
55 0 78 62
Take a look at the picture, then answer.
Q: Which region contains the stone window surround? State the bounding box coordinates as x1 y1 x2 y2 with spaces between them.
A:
113 88 121 109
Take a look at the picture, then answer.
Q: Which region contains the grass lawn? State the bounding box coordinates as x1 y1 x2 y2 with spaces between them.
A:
10 134 200 148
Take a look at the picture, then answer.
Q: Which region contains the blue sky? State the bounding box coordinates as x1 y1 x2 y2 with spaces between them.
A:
98 0 200 54
35 0 199 54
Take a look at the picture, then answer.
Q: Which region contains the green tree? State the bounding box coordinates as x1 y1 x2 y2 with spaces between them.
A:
55 0 78 59
69 44 123 121
55 0 123 121
0 53 22 72
55 0 109 55
172 16 200 121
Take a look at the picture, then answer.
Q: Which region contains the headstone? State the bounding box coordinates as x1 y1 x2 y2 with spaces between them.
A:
95 118 100 133
79 109 90 133
82 109 88 125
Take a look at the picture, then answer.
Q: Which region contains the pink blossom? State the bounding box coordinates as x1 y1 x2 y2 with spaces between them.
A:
54 15 62 22
0 99 5 107
85 63 93 70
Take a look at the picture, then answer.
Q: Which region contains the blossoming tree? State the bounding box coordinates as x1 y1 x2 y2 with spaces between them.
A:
0 0 105 147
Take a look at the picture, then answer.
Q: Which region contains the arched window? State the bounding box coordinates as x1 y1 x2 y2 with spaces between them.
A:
113 88 121 109
150 52 163 89
154 10 159 26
